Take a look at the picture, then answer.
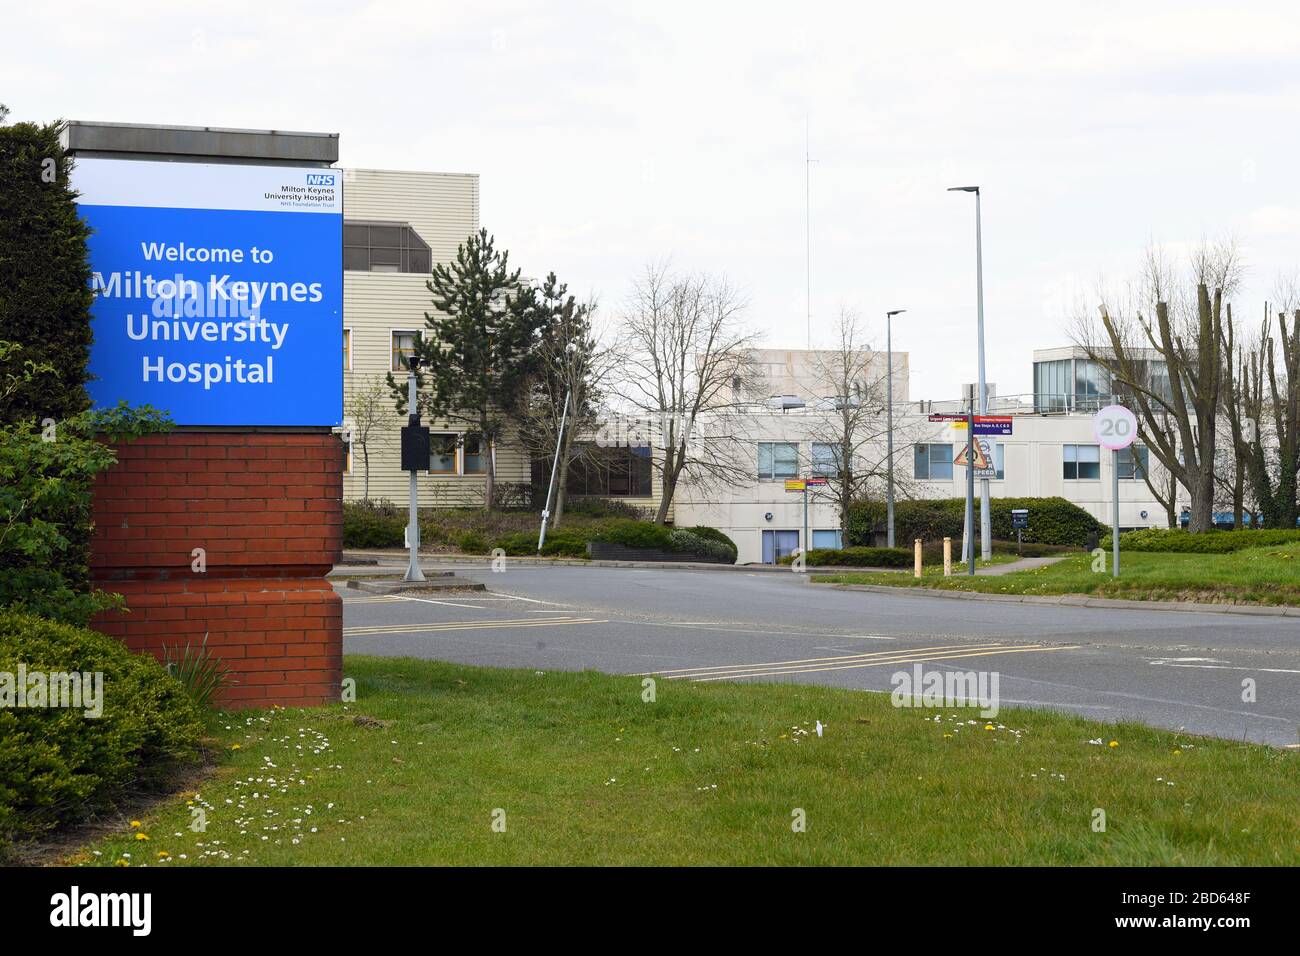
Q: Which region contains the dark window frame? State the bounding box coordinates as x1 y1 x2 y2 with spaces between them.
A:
344 220 433 274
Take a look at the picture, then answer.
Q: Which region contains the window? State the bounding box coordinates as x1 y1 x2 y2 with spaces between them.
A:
1117 444 1150 480
391 331 418 372
343 438 352 475
342 328 352 371
913 443 953 481
430 433 457 474
810 442 840 478
992 442 1005 480
812 529 843 550
1034 359 1071 412
758 442 799 480
344 221 433 274
1063 443 1101 480
1074 360 1110 412
546 444 652 497
462 434 486 474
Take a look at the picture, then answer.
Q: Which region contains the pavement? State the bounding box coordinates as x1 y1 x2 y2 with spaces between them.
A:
339 562 1300 746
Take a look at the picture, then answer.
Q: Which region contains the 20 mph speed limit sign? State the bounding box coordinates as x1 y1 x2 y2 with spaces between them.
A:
1093 404 1138 450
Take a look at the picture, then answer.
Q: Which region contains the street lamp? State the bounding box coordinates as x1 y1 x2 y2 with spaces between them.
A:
885 309 907 549
948 185 991 561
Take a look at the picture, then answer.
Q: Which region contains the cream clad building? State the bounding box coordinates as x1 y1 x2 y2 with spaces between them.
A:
340 167 535 506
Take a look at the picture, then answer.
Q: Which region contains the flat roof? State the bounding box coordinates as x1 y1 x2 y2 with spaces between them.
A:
61 120 338 166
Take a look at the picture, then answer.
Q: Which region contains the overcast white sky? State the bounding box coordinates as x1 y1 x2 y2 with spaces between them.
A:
6 0 1300 400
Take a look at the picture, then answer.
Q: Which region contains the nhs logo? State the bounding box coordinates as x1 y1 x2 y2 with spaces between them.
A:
306 173 336 186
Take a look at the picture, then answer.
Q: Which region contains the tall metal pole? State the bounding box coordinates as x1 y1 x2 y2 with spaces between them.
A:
803 483 809 556
974 189 991 562
966 400 976 576
886 312 895 549
537 389 571 552
884 309 906 549
1112 448 1120 577
404 365 425 583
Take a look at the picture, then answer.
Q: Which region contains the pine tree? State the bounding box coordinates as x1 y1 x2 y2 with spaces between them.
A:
388 229 544 510
0 108 94 423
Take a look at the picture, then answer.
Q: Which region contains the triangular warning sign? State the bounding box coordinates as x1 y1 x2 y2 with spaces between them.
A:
953 439 991 470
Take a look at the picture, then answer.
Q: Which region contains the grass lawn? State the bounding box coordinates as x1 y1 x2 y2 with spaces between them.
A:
70 656 1299 866
815 541 1300 607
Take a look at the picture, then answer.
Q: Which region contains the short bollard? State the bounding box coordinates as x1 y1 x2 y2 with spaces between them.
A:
914 538 923 578
943 536 952 577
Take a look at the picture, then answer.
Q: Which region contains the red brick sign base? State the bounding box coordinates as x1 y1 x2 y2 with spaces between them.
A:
90 432 344 708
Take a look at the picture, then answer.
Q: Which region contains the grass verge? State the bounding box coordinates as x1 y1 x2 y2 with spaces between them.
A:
70 655 1299 866
815 542 1300 606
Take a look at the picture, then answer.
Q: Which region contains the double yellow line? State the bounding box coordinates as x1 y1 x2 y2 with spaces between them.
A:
652 642 1078 682
344 616 606 638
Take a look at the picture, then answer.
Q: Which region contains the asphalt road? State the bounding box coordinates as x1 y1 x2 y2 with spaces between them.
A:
340 565 1300 746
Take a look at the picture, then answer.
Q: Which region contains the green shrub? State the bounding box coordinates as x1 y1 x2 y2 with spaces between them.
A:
494 530 589 558
781 546 912 568
0 611 204 855
1119 527 1300 553
681 526 739 563
0 400 172 626
848 497 1104 548
343 500 406 548
458 531 489 554
591 519 675 551
667 529 734 563
563 497 648 520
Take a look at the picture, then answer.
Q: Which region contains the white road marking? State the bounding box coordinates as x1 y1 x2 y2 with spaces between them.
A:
392 595 492 610
1150 660 1300 675
625 619 896 640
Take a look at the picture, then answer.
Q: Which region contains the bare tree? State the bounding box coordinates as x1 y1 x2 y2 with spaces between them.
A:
1073 242 1241 532
518 275 616 527
800 307 923 536
616 263 761 524
1221 278 1300 529
1136 410 1183 528
344 374 394 502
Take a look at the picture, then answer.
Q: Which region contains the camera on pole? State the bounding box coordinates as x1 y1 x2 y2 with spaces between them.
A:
401 355 428 583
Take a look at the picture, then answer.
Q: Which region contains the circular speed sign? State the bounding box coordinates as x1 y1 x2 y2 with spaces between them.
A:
1093 404 1138 450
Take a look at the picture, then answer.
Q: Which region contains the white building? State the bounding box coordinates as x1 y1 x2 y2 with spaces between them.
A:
671 346 1184 565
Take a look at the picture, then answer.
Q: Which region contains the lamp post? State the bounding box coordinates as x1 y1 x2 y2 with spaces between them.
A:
885 309 907 549
948 185 991 561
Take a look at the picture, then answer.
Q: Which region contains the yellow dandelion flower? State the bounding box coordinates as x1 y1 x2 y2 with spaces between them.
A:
230 744 241 750
1108 740 1119 748
129 820 142 828
135 832 150 841
984 724 995 731
156 850 170 859
115 858 130 867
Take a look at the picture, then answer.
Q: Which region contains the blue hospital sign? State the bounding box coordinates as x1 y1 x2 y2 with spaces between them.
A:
74 158 343 426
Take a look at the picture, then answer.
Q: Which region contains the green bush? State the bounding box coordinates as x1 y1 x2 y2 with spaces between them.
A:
0 399 172 626
0 611 204 855
563 497 648 520
781 547 912 568
1119 527 1300 553
591 519 675 551
343 500 406 548
458 531 489 554
493 530 589 558
680 526 738 563
667 529 734 563
848 497 1104 548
